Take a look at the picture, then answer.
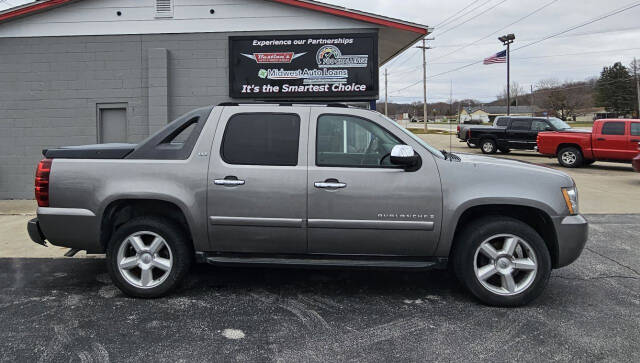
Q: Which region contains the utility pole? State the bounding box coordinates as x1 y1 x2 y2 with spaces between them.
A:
499 34 515 115
449 80 453 117
416 37 434 131
530 84 534 108
384 68 388 116
635 57 640 118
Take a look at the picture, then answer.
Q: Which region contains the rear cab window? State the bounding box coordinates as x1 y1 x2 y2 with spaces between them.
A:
221 113 301 166
495 117 509 127
601 122 626 135
510 119 531 130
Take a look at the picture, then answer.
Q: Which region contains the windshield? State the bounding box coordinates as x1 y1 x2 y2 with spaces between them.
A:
547 117 571 130
378 113 445 159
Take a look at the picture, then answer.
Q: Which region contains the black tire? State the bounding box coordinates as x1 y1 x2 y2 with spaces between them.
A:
466 141 477 148
480 139 497 154
557 147 583 168
452 217 551 307
499 147 511 154
106 217 193 298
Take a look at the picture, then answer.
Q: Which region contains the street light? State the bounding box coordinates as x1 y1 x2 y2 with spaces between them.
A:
499 34 515 115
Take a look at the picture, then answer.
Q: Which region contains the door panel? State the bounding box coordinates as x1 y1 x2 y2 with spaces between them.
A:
506 119 532 149
307 110 443 256
628 122 640 159
206 107 309 253
594 121 627 160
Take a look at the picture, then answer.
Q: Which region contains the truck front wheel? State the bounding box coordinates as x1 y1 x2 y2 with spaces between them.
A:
452 217 551 307
558 147 583 168
480 139 497 154
106 217 193 298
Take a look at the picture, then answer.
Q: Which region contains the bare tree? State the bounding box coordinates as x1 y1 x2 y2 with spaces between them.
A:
497 81 526 106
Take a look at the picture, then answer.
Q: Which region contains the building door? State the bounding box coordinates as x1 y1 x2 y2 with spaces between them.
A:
307 111 443 256
98 105 127 143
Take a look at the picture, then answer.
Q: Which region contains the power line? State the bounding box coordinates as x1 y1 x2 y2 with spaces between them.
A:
430 0 560 62
435 0 490 29
423 1 640 82
513 1 640 52
430 25 640 49
436 0 509 38
390 75 637 99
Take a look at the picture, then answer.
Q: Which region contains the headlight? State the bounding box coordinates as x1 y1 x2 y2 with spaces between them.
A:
562 186 579 215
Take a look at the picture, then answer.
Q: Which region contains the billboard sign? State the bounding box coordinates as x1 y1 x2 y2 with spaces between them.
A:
229 33 379 100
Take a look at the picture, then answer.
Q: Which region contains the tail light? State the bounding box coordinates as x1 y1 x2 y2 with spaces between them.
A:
35 158 52 207
456 125 460 133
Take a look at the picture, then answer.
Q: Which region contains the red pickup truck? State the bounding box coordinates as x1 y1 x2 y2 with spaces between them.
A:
537 119 640 168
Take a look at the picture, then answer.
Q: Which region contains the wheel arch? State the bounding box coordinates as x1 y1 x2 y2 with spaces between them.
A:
446 204 560 269
556 143 582 156
99 199 195 252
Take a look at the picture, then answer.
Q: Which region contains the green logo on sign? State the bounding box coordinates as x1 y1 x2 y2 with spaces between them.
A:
258 69 267 79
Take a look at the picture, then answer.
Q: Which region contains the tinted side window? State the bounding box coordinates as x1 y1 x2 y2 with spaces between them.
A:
496 118 509 127
316 114 401 167
601 122 625 135
531 120 549 131
510 120 530 130
222 113 300 166
631 123 640 136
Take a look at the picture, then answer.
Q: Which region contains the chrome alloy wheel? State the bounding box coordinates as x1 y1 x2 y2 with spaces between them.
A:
482 141 494 153
561 151 577 165
117 231 173 289
473 234 538 296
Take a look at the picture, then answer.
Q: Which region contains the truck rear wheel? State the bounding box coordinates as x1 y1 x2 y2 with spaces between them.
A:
480 139 497 154
452 217 551 307
106 217 193 298
558 147 583 168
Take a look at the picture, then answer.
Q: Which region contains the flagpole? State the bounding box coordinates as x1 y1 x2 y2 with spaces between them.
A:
499 34 515 116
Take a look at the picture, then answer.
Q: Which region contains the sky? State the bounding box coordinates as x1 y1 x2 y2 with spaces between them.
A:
320 0 640 103
2 0 640 103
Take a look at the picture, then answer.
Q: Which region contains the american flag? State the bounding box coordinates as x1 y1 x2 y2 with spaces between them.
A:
483 50 507 65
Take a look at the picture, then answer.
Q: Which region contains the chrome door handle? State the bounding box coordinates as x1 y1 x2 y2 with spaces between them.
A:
314 181 346 189
214 179 245 186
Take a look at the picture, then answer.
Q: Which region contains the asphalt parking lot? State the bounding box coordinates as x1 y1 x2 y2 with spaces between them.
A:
1 214 638 362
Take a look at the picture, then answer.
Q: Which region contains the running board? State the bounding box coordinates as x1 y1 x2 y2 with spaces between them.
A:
198 254 445 269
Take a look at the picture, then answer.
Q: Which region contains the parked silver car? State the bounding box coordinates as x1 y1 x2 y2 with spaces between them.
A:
28 103 588 306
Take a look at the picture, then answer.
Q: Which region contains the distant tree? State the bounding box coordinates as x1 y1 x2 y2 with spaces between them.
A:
497 82 525 106
595 62 634 115
535 79 593 120
630 58 640 117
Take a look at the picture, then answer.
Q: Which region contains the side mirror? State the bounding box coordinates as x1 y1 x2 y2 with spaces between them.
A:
545 126 554 131
390 145 419 170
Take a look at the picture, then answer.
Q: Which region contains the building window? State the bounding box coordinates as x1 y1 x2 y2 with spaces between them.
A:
221 113 300 166
155 0 174 18
97 103 128 143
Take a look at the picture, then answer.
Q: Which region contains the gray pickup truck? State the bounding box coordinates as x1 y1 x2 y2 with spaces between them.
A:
28 103 588 306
